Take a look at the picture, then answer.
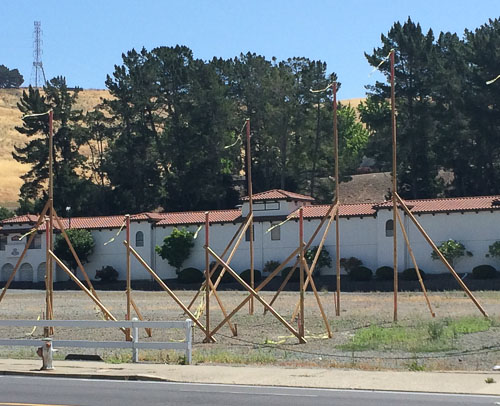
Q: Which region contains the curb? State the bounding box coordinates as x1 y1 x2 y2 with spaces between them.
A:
0 370 169 382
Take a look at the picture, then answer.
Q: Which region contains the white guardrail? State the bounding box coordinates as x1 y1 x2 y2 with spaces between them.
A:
0 319 193 364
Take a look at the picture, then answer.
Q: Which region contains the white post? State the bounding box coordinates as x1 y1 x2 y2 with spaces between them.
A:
185 319 192 365
132 317 139 363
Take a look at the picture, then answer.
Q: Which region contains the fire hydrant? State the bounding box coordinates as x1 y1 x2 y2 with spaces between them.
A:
37 337 55 370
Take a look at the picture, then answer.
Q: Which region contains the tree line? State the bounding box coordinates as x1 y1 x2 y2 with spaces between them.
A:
10 17 500 216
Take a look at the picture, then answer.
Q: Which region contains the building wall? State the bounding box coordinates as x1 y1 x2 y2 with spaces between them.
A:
1 208 499 281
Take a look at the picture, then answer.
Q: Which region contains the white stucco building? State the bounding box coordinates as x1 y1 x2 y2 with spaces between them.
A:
1 189 499 282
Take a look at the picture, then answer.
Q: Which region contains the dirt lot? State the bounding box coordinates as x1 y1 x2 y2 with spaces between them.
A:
0 287 499 371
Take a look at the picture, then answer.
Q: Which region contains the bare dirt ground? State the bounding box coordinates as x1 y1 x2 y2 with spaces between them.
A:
0 288 499 371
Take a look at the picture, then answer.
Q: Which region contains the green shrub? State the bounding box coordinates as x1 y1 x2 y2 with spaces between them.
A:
263 260 281 274
240 269 262 284
95 266 119 283
472 265 497 279
400 268 426 281
155 228 194 273
349 266 372 281
178 267 203 284
488 241 500 259
340 257 363 273
305 246 332 271
375 266 394 280
431 239 471 266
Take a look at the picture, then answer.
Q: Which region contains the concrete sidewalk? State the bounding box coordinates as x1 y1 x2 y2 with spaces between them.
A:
0 358 500 396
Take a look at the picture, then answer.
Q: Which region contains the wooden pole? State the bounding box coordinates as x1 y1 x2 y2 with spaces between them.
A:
298 208 305 339
187 221 245 310
50 251 123 325
125 241 215 341
44 216 51 337
209 247 301 338
333 82 341 317
204 212 211 343
390 50 398 322
394 208 435 317
246 119 255 315
48 110 54 326
302 259 332 338
291 204 338 319
130 297 152 337
207 247 306 343
395 194 488 317
53 212 98 297
125 214 131 340
265 203 338 313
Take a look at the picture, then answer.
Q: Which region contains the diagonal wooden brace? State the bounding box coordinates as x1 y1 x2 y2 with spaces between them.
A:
206 246 306 343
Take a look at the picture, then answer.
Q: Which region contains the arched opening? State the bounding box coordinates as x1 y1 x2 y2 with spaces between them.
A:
385 219 394 237
136 231 144 247
37 262 46 283
1 263 13 282
19 263 34 282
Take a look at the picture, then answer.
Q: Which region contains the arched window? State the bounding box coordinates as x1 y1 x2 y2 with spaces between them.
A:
135 231 144 247
19 263 33 282
385 219 394 237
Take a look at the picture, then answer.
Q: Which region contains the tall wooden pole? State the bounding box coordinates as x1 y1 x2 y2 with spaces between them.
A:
47 110 54 330
205 212 211 343
126 214 131 340
246 119 255 315
333 82 341 316
390 50 398 322
299 207 305 339
44 216 51 337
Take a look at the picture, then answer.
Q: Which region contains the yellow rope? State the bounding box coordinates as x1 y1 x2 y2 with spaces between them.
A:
265 207 301 234
18 227 38 241
26 314 41 337
103 218 127 246
369 49 394 76
22 110 52 119
193 225 203 239
310 83 335 93
486 74 500 85
194 291 206 320
224 120 248 149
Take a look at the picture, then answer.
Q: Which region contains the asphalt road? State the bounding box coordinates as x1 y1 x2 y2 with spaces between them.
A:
0 375 499 406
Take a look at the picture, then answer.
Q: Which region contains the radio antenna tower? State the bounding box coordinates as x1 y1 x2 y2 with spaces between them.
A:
31 21 47 88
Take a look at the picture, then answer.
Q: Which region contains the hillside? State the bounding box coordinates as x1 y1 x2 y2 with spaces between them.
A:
0 88 110 208
0 91 366 209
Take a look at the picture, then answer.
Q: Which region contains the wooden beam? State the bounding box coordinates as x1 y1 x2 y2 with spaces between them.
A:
395 193 488 317
394 208 435 317
125 241 215 341
207 246 306 343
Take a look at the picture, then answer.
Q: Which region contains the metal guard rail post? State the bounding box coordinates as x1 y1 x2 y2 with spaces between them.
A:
0 319 193 364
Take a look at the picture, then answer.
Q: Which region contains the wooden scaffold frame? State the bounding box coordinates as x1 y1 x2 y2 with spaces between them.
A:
0 110 124 337
385 50 488 320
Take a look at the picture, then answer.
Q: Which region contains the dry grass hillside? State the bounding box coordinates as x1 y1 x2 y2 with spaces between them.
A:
0 89 110 208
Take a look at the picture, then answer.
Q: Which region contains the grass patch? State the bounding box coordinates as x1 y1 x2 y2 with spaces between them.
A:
194 348 277 365
340 316 491 353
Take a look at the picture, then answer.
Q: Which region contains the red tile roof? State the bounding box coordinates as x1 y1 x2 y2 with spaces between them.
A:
374 195 500 214
241 189 315 202
1 193 499 230
1 214 39 224
156 209 241 226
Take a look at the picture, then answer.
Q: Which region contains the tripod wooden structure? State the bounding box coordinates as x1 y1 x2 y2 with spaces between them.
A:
385 50 488 320
0 110 123 337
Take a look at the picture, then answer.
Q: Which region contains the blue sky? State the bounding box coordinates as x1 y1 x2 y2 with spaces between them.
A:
1 1 498 99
